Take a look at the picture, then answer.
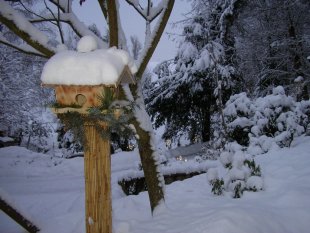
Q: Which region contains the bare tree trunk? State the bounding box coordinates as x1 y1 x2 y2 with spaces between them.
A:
131 119 164 212
120 85 165 212
0 196 40 233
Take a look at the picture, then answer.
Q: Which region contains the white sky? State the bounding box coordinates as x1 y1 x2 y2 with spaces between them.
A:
72 0 191 63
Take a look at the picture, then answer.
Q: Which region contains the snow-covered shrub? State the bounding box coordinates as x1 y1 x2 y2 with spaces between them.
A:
211 178 224 196
57 127 83 158
296 100 310 135
208 142 263 198
244 159 261 176
201 142 221 160
246 176 264 192
22 121 51 152
207 168 224 195
223 86 308 153
232 181 245 198
250 86 306 150
223 93 255 146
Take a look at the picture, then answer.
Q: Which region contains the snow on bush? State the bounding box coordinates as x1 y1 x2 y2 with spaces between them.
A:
246 176 264 192
209 86 309 198
223 86 309 152
209 141 263 198
223 92 255 146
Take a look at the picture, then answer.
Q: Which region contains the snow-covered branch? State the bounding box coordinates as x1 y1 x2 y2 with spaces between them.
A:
136 0 175 78
125 0 164 22
0 1 56 57
125 0 147 20
0 33 46 57
0 0 108 57
49 0 72 13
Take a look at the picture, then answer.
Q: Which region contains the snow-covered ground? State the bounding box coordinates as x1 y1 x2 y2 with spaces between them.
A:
1 136 310 233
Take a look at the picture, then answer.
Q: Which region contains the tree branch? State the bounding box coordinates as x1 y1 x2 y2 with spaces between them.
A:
0 13 55 58
136 0 175 78
106 0 118 47
97 0 108 19
0 36 48 57
125 0 164 22
49 0 70 12
29 13 107 48
125 0 147 20
0 195 40 233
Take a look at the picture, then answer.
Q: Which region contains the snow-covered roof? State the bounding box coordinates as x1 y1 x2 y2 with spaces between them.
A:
167 143 207 159
41 47 137 86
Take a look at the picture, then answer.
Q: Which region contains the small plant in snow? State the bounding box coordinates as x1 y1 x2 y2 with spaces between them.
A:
211 178 225 196
244 159 261 176
208 168 224 196
209 142 264 198
233 181 244 198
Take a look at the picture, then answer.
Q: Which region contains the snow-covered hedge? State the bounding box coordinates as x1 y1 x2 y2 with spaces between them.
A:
223 86 309 152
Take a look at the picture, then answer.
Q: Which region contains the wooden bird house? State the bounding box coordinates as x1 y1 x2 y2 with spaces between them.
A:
46 65 135 114
40 47 136 114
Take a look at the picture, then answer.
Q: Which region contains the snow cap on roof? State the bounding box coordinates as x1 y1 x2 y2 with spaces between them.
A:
77 35 98 52
41 37 137 86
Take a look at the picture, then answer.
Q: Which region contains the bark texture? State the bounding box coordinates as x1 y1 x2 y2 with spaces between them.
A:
132 119 164 212
106 0 119 47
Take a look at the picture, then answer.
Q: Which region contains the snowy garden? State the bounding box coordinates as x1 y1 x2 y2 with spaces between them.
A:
1 0 310 233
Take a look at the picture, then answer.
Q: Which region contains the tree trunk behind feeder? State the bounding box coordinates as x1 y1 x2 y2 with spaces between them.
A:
84 122 111 233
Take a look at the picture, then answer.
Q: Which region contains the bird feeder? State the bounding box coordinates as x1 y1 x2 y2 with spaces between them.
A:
41 42 136 233
45 65 135 114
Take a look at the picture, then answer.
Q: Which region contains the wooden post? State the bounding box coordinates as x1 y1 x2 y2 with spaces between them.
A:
84 122 111 233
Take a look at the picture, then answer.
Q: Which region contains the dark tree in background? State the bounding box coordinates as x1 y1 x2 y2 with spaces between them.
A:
234 0 310 98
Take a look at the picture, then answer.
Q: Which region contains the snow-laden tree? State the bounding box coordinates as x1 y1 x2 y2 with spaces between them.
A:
234 0 310 98
146 0 243 144
0 0 175 212
0 44 53 150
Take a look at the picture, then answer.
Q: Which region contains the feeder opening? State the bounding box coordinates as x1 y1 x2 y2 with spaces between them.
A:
76 94 87 106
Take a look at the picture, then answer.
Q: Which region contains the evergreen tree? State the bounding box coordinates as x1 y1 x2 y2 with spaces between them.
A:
146 0 243 144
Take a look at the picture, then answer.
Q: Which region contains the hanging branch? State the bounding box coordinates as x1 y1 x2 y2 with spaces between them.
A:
0 195 40 233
